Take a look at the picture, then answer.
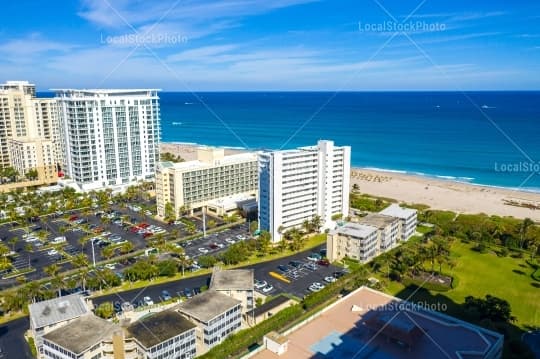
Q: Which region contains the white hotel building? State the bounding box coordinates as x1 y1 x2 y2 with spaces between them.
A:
258 140 351 242
55 89 160 191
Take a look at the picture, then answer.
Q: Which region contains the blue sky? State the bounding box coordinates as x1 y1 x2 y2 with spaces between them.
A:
0 0 539 90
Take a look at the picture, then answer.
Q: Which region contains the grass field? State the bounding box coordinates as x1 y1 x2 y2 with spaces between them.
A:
383 241 540 330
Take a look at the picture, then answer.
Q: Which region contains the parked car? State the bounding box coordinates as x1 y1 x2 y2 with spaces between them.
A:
277 265 290 273
51 236 67 244
184 288 193 298
143 296 154 306
262 284 274 293
105 263 116 270
254 280 267 289
198 248 209 254
289 260 303 268
307 253 322 261
317 258 330 267
209 243 218 250
225 238 236 244
324 276 337 283
333 271 346 279
161 290 172 301
47 249 58 256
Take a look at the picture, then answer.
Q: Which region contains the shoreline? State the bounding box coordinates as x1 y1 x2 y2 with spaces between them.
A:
159 142 540 220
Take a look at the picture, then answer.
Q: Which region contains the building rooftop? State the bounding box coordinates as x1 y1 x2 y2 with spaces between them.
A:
331 222 378 238
265 331 288 345
127 310 196 349
160 152 257 172
248 295 294 318
380 203 417 219
29 293 90 329
43 314 118 354
252 286 503 359
358 213 399 229
176 290 241 323
210 268 254 291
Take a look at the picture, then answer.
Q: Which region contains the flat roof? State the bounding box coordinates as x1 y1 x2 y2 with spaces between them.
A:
160 152 257 172
29 293 90 329
127 310 196 349
248 295 294 318
380 203 417 219
358 213 399 229
331 222 378 238
210 268 254 291
252 286 503 359
43 314 118 354
176 290 241 323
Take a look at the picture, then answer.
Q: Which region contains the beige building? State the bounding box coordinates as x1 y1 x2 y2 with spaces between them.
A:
327 213 401 263
209 268 254 314
176 290 242 354
155 147 258 218
0 81 60 183
41 310 197 359
28 293 91 356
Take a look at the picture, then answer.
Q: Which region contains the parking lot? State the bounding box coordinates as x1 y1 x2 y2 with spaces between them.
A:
251 247 344 299
0 202 249 290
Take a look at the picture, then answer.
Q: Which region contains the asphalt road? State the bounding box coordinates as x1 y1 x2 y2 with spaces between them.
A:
92 244 338 308
0 316 32 359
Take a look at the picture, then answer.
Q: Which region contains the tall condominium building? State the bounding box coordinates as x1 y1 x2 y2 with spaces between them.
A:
55 89 160 191
0 81 59 182
258 140 351 242
156 147 258 218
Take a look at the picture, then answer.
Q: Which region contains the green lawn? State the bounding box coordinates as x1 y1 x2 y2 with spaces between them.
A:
383 241 540 329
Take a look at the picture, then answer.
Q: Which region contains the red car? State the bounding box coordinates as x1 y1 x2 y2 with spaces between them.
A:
129 226 140 233
209 243 218 250
69 215 79 221
317 259 330 267
139 223 150 228
143 232 153 239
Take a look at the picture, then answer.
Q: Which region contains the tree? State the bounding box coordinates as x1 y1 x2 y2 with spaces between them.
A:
95 302 114 319
302 220 311 234
257 231 272 255
8 237 18 252
0 166 19 182
207 219 216 229
120 241 134 255
164 202 176 221
311 215 322 233
44 264 59 278
198 255 217 268
101 246 115 260
25 169 39 181
160 152 184 163
520 218 534 249
352 183 360 191
249 220 259 234
24 243 33 268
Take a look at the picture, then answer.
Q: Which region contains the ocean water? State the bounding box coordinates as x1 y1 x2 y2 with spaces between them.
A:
159 92 540 192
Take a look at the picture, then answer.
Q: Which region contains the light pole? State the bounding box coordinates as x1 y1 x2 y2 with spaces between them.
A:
202 206 206 238
91 238 96 267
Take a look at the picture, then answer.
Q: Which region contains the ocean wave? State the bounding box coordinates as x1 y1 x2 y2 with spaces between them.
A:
363 167 408 174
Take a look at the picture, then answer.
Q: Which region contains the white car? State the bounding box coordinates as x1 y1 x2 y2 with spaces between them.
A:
254 280 267 289
198 248 209 254
324 276 337 283
312 282 325 290
262 285 274 293
308 284 322 292
143 296 154 306
105 263 116 270
47 249 58 256
51 236 66 244
225 238 235 244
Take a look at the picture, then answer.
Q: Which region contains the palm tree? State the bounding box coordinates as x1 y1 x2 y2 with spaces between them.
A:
25 281 42 303
520 218 534 249
101 246 114 260
8 237 18 252
44 264 59 278
24 243 33 268
0 243 10 267
311 215 322 233
302 220 311 234
120 241 134 255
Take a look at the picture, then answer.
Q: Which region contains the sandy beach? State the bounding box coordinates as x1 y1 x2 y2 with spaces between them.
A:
351 169 540 221
160 142 540 221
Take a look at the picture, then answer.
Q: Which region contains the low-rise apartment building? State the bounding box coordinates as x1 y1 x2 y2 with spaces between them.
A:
176 290 242 353
209 268 254 314
156 147 258 218
379 204 418 241
127 310 197 359
28 293 91 355
41 314 119 359
327 213 401 263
